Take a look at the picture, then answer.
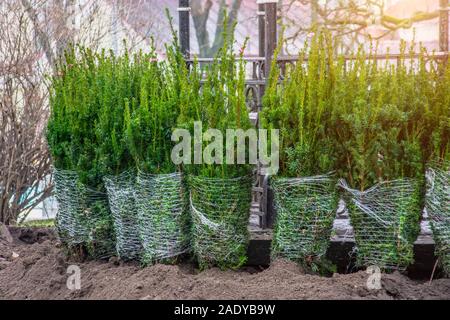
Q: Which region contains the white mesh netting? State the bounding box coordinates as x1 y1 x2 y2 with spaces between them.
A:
189 175 253 270
426 160 450 274
53 168 116 259
271 174 338 267
338 178 421 270
104 171 142 261
134 171 191 265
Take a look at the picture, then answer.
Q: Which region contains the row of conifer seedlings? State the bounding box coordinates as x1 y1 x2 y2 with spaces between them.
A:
264 32 449 274
269 162 448 274
48 23 254 270
48 26 449 273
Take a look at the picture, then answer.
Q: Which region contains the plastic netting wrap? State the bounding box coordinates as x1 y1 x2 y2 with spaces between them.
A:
134 172 190 265
53 168 116 259
104 172 142 261
271 174 338 266
426 161 450 274
189 175 253 270
54 169 89 244
339 179 421 270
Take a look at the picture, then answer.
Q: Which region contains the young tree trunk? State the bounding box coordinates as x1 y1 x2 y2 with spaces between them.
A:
191 0 242 57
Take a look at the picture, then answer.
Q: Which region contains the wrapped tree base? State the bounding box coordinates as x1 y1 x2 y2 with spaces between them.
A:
189 175 252 270
426 161 450 275
339 179 421 270
54 168 115 260
135 172 190 265
104 171 142 261
271 174 338 273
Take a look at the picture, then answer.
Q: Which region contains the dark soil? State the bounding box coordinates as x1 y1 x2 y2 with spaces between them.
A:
0 227 449 300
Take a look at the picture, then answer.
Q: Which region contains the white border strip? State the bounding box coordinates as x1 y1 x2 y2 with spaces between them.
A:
256 0 279 4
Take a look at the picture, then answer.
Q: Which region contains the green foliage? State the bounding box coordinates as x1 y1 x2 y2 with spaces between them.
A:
47 42 179 184
19 219 55 228
176 22 253 179
48 16 253 180
47 46 104 188
262 31 336 177
262 32 450 187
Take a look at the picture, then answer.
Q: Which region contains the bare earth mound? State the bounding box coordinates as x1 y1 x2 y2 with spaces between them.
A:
0 227 449 300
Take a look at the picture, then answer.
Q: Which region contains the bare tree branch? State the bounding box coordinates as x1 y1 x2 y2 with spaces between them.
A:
281 0 443 54
20 0 56 68
0 2 53 224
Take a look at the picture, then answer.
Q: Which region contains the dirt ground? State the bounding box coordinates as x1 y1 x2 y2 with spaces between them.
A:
0 227 449 300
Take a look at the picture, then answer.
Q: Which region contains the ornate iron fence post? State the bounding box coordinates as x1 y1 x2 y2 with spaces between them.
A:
263 0 278 80
258 2 266 58
256 2 266 113
253 1 278 229
264 1 278 229
179 0 190 57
